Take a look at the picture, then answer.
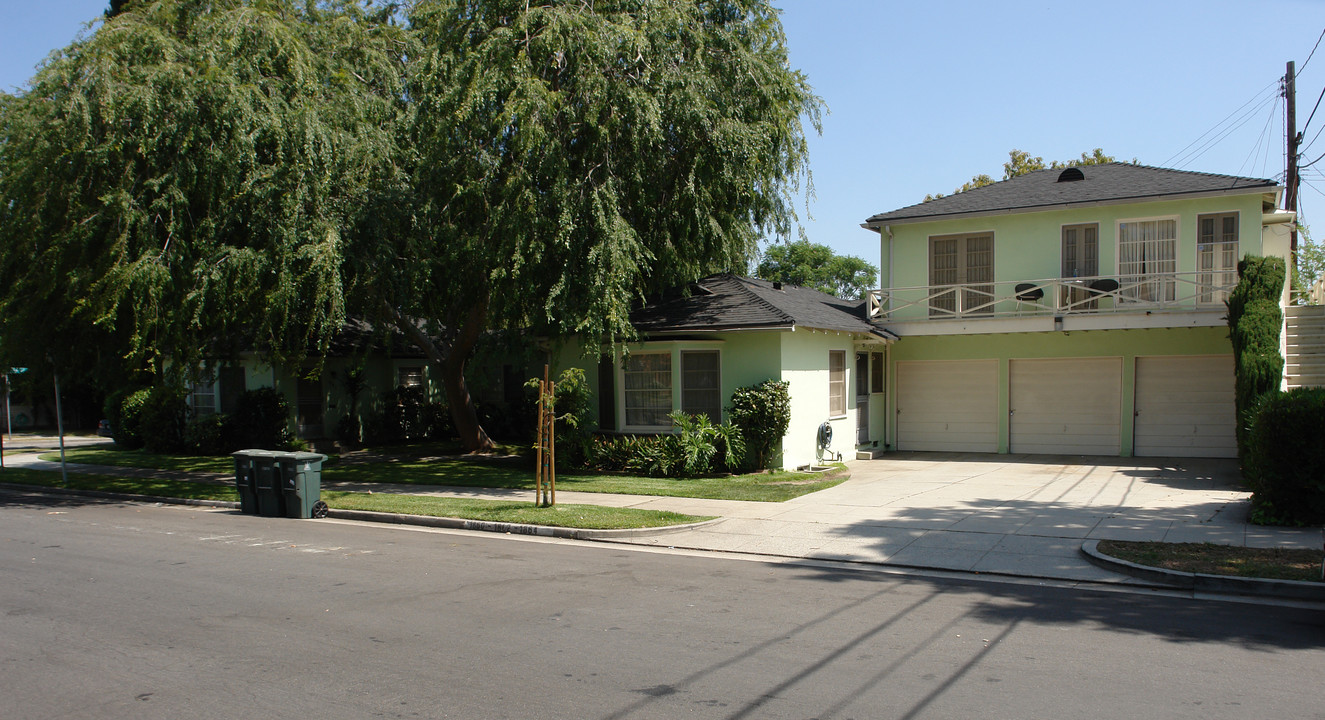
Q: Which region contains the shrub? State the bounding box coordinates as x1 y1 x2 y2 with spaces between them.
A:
1225 255 1285 458
728 379 791 471
139 386 189 453
185 413 230 456
1245 387 1325 525
107 388 148 450
228 388 295 450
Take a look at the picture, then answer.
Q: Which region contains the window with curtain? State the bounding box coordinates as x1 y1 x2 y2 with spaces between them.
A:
624 353 672 428
680 350 720 422
1197 212 1239 304
1117 218 1177 302
929 233 994 316
829 351 846 417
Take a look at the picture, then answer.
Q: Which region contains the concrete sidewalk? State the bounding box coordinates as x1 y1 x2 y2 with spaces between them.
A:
6 444 1321 587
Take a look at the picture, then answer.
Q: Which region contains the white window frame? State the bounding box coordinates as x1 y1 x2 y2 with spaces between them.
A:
1060 222 1100 278
621 352 674 431
396 365 424 389
680 350 721 422
189 376 217 417
829 350 847 418
1196 211 1239 305
928 231 995 316
1116 215 1179 303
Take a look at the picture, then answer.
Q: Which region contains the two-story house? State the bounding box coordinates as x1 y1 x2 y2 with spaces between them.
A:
860 163 1293 459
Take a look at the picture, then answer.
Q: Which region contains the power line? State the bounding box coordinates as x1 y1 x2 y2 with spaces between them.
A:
1167 83 1280 169
1238 91 1281 178
1299 27 1325 75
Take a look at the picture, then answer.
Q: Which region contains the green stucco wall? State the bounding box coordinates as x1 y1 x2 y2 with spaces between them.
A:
876 193 1269 322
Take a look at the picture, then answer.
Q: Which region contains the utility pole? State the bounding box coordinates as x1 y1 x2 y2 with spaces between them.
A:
1286 60 1300 261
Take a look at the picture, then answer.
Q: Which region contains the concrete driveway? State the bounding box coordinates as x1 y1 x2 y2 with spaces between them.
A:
611 453 1322 584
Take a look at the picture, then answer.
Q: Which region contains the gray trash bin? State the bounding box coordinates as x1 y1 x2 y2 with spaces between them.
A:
276 451 328 519
246 450 285 518
231 450 261 515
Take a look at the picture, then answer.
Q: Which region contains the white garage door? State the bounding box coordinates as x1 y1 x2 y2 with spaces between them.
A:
896 360 998 452
1134 355 1236 458
1010 358 1121 455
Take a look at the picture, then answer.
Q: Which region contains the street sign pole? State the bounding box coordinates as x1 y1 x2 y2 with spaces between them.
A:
52 369 67 487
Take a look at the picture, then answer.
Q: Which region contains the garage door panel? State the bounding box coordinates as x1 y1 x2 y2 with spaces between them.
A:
896 360 997 453
1010 358 1121 455
1134 356 1235 458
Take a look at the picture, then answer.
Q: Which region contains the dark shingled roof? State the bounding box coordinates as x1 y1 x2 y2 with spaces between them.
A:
630 274 894 339
863 163 1278 227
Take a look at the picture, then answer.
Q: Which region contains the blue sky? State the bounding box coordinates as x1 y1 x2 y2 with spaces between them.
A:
5 1 1325 266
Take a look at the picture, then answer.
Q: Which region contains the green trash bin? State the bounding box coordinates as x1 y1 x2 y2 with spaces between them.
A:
276 451 328 519
231 450 261 515
249 450 285 518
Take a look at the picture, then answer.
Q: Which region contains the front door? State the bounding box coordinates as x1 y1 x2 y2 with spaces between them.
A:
856 353 869 445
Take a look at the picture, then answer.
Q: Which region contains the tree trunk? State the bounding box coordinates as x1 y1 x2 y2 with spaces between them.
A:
387 298 494 453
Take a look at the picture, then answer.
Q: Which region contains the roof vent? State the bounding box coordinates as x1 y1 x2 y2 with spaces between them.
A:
1057 167 1085 183
772 281 783 291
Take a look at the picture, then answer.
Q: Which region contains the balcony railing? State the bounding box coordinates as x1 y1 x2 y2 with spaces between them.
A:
866 272 1237 322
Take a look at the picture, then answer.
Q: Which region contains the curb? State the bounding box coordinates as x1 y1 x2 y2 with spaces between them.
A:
0 482 722 539
1081 539 1325 602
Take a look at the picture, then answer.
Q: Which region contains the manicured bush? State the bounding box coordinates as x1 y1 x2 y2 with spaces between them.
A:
1225 255 1285 458
579 413 744 478
728 379 790 470
138 385 190 453
228 387 296 450
106 387 148 450
110 389 149 450
185 413 230 456
1245 387 1325 525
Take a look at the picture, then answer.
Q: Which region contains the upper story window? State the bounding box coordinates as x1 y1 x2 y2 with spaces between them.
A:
929 232 994 316
828 350 846 417
1117 217 1177 302
1197 212 1239 305
1061 223 1099 278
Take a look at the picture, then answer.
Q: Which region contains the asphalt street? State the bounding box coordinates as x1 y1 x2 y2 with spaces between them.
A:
2 489 1322 720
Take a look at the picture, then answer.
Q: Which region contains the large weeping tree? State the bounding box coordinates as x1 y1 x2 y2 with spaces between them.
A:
0 0 410 385
362 0 821 451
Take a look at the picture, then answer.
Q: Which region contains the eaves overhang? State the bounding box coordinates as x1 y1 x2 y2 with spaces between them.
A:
862 184 1280 231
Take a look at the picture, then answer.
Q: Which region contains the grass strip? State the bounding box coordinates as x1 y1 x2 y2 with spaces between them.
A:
38 447 237 474
0 467 238 501
321 491 711 530
0 468 710 530
1097 540 1325 583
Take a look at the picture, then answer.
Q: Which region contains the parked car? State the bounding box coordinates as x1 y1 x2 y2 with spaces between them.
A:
97 419 113 438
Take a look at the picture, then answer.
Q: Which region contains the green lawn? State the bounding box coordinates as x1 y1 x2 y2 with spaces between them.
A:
1097 540 1325 583
0 468 710 530
38 447 238 473
39 445 848 502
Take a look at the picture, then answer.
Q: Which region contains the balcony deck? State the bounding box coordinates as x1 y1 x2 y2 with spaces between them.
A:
867 273 1234 336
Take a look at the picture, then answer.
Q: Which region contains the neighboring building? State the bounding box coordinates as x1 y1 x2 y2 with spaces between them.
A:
860 163 1294 459
554 274 895 469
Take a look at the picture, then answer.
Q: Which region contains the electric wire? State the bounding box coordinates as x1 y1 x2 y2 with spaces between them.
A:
1298 27 1325 76
1162 80 1279 167
1238 92 1281 178
1167 84 1280 169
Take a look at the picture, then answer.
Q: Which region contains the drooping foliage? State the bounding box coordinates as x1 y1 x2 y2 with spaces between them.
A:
394 0 819 345
0 0 411 383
